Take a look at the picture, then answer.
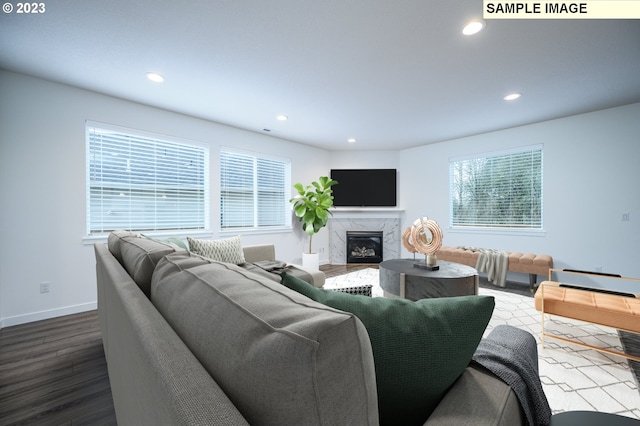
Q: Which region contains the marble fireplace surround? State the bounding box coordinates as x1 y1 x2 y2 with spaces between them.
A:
329 208 404 265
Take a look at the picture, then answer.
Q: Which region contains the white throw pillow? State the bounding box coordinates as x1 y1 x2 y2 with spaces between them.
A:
187 236 246 265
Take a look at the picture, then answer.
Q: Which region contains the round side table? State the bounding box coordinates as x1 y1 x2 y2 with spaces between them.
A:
379 259 478 300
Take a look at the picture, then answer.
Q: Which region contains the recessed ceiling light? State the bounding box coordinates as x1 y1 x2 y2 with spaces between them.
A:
462 20 485 36
146 72 165 83
504 92 522 101
276 115 288 121
348 138 357 143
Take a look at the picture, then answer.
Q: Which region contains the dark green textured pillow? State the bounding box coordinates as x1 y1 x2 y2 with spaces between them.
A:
281 272 494 426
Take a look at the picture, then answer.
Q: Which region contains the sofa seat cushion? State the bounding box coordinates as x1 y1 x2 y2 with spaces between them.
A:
282 272 495 426
424 364 524 426
150 256 379 426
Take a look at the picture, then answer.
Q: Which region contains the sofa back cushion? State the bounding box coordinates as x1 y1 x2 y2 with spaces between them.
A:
118 236 178 297
150 255 379 426
152 251 215 280
107 230 138 264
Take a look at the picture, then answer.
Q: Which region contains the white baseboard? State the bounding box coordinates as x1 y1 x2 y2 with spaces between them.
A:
0 302 97 329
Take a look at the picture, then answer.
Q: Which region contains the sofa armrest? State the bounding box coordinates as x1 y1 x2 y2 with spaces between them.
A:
424 364 525 426
288 263 326 288
242 244 276 263
241 244 325 287
95 244 249 426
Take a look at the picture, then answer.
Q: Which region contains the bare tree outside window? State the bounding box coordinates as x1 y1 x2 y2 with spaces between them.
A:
450 146 543 229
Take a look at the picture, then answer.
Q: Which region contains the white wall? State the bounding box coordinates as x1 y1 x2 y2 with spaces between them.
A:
2 68 638 326
399 102 640 282
329 150 399 169
0 70 331 327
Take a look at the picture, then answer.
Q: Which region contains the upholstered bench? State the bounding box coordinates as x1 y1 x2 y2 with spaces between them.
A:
534 273 640 362
437 246 553 291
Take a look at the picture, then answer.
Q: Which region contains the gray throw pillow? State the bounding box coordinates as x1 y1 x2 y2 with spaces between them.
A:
187 235 246 264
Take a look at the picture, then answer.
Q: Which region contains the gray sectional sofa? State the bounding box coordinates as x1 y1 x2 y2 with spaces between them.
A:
95 231 540 425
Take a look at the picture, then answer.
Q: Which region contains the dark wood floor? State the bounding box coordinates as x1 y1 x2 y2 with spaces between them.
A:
0 310 117 426
0 264 364 426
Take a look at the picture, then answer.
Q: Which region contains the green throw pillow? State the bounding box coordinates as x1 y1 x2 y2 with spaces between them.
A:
281 272 494 426
141 234 188 250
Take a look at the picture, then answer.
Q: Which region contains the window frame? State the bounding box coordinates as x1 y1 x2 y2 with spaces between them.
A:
85 121 210 240
219 147 292 234
449 144 544 235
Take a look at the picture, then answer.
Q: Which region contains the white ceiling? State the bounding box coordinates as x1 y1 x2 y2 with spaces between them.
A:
1 1 639 151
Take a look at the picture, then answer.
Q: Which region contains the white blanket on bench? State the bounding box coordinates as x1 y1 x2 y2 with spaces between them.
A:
461 247 509 287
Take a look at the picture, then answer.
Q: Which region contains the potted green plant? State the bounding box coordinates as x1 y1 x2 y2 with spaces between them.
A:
290 176 338 269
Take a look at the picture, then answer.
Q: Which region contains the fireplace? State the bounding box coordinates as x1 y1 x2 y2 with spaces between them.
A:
346 231 383 264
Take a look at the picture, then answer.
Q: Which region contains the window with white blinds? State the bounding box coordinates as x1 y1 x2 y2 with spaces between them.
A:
449 145 543 230
86 122 209 236
220 148 291 231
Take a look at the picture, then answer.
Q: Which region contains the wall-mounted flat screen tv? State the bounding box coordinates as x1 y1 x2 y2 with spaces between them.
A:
330 169 397 207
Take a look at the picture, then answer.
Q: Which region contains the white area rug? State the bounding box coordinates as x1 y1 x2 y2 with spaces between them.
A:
324 268 640 419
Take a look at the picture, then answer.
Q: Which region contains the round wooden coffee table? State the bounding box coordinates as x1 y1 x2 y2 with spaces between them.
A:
379 259 478 300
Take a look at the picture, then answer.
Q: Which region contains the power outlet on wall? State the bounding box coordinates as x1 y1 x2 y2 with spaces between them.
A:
40 281 50 293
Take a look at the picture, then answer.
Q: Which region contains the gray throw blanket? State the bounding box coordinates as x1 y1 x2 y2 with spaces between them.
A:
242 260 314 285
240 260 289 283
472 325 551 426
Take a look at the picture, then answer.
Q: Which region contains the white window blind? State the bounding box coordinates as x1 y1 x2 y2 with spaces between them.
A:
220 148 291 231
86 123 209 236
449 145 543 229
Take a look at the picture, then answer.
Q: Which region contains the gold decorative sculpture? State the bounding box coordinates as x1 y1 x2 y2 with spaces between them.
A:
402 217 443 270
401 226 417 254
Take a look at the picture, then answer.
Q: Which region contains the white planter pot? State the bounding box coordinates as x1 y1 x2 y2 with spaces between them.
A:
302 252 320 271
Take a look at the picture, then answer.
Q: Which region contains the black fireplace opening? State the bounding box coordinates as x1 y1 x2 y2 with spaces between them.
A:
346 231 383 264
